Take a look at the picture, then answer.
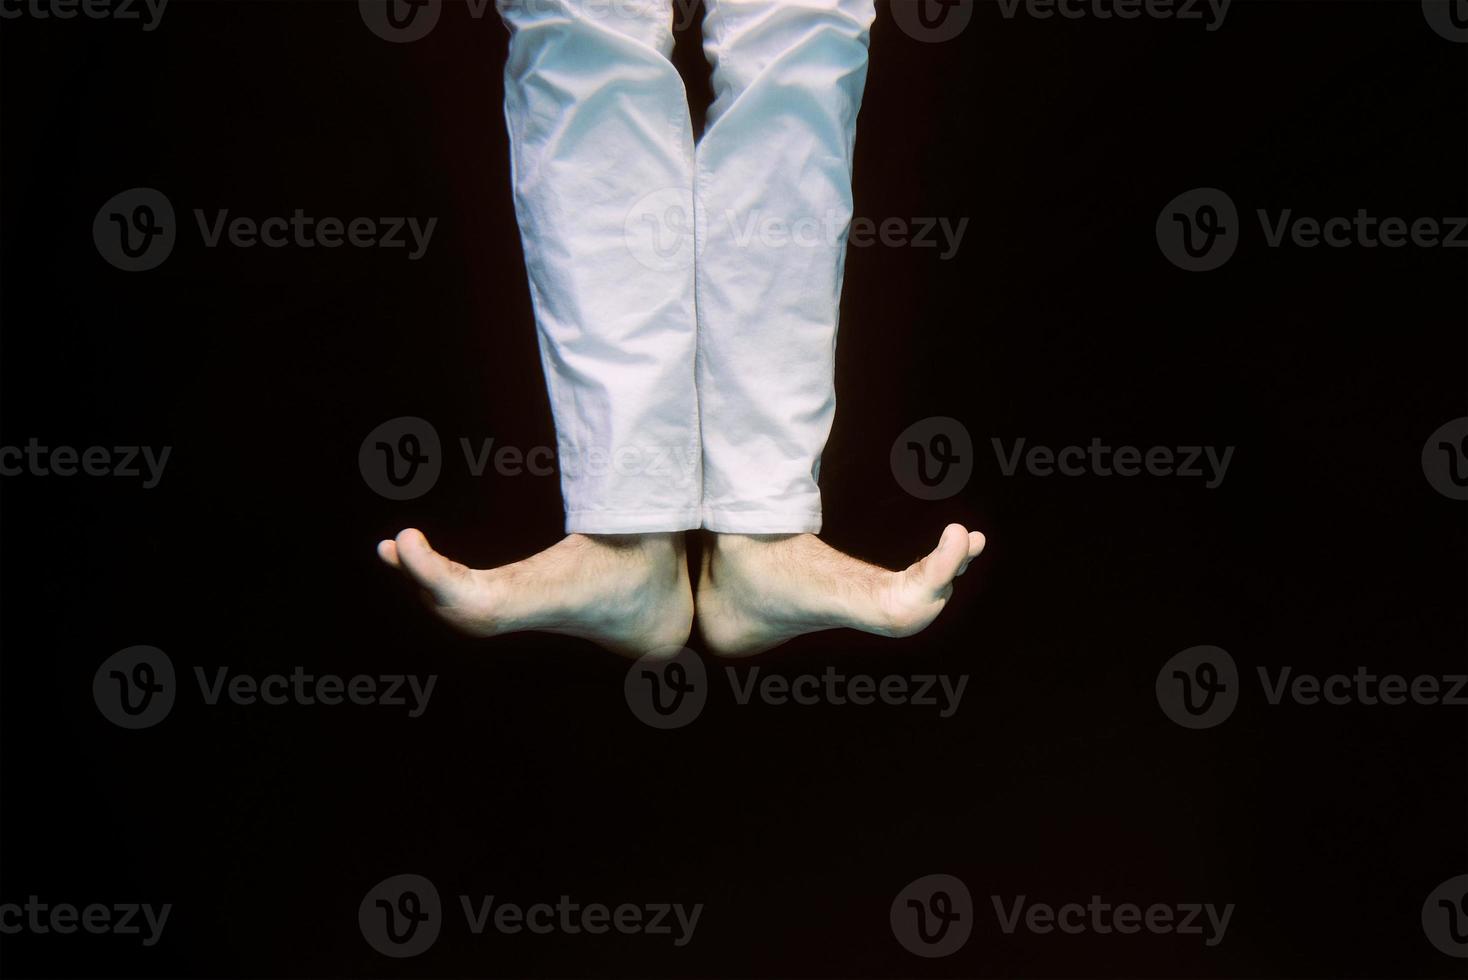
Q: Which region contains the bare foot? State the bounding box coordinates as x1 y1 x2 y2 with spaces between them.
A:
377 529 693 657
695 524 985 656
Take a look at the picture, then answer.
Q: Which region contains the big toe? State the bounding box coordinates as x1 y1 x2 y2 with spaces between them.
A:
393 528 468 602
917 523 973 592
957 530 986 576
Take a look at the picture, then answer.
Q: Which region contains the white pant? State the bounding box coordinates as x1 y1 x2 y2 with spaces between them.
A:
498 0 876 533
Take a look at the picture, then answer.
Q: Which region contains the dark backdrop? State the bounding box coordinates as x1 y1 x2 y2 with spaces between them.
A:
1 0 1465 976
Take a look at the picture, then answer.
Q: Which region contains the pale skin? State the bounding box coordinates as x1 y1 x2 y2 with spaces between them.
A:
377 525 985 658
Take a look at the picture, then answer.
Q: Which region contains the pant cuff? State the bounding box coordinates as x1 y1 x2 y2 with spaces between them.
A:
701 507 823 535
565 508 702 535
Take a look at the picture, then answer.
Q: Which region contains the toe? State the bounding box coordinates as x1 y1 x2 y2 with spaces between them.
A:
957 530 986 577
377 539 401 567
915 523 971 592
393 528 470 602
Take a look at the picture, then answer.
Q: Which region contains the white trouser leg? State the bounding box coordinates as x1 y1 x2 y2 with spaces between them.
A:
695 0 877 533
499 0 702 533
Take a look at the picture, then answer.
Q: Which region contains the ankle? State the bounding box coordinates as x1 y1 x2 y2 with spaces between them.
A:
579 531 681 560
709 532 804 561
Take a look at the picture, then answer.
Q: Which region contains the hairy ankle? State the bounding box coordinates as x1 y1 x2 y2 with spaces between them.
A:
710 532 806 560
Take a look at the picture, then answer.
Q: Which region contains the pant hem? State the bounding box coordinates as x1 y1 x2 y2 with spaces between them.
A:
566 509 702 534
701 508 823 534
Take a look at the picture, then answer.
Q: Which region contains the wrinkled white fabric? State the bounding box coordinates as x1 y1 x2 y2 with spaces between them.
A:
498 0 876 533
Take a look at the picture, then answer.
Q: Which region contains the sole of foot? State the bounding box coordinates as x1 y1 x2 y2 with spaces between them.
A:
695 523 985 657
377 528 694 658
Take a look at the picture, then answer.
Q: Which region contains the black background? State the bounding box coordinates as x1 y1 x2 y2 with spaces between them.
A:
2 0 1465 976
